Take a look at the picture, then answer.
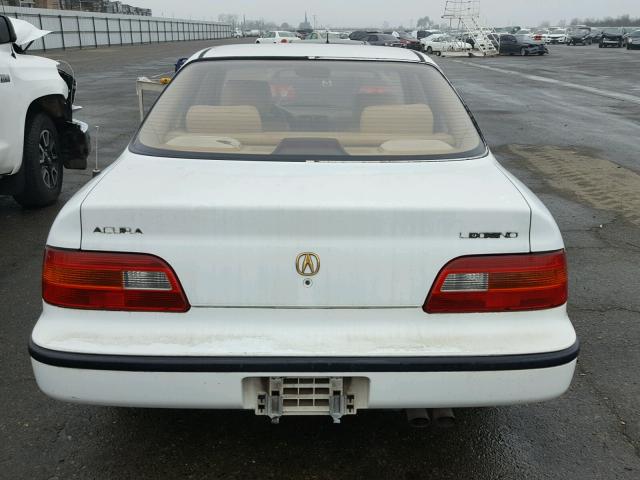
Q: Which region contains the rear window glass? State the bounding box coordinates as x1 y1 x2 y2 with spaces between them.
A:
133 60 485 161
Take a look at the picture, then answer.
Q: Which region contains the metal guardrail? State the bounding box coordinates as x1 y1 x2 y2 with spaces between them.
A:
0 6 233 51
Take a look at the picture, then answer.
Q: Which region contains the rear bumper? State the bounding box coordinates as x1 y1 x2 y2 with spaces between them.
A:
30 340 578 409
30 304 578 408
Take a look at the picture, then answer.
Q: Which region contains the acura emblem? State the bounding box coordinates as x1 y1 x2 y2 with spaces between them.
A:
296 253 320 276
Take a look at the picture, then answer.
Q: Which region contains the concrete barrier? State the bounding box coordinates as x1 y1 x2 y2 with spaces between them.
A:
0 5 233 51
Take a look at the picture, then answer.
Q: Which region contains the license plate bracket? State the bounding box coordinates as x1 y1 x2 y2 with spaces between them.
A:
256 376 356 423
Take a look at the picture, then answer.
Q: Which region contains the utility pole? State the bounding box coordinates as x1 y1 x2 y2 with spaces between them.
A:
313 14 317 30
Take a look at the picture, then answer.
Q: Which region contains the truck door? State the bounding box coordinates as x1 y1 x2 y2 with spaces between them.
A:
0 22 18 175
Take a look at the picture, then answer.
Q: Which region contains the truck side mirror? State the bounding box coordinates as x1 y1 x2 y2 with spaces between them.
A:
0 16 18 45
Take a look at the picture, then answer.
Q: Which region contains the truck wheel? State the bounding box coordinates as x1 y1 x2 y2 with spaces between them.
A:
13 113 63 208
426 46 433 54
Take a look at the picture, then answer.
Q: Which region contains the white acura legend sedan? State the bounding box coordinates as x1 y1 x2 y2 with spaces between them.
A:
30 44 578 424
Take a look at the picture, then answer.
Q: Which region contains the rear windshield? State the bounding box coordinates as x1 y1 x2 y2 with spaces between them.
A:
133 59 485 161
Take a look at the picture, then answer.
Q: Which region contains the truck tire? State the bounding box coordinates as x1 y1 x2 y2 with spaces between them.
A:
13 113 63 208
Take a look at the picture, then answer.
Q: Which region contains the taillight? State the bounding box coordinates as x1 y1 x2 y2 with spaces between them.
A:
424 251 567 313
43 247 190 312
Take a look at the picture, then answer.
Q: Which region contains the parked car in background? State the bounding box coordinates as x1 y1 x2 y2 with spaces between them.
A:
421 33 471 55
303 31 366 45
414 30 442 40
626 30 640 50
515 29 533 37
599 27 625 48
515 31 543 44
256 31 299 44
364 33 403 47
296 29 313 39
533 30 550 43
588 29 603 43
547 28 567 44
496 34 549 55
349 30 380 41
0 16 90 208
388 31 422 50
567 27 593 45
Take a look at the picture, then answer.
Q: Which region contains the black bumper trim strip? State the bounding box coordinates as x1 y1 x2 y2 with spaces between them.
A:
29 339 579 373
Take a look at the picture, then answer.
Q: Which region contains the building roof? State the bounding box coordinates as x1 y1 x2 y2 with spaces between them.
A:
190 43 434 64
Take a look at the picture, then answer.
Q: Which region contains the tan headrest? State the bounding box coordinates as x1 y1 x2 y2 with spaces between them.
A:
361 104 434 134
185 106 262 134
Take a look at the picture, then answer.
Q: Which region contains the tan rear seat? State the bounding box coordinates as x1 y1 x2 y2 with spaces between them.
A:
360 104 434 135
185 105 262 134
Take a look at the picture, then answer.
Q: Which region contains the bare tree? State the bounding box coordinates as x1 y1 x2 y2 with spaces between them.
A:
417 16 432 28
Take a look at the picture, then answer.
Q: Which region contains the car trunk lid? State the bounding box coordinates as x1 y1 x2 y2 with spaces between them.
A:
80 153 531 307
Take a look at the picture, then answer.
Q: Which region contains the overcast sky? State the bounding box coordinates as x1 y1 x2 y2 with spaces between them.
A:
132 0 638 27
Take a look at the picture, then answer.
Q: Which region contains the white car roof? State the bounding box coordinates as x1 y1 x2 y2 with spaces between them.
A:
192 43 433 64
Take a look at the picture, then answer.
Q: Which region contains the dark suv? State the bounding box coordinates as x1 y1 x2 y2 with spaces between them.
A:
349 30 380 41
599 27 625 48
364 34 403 47
567 28 593 45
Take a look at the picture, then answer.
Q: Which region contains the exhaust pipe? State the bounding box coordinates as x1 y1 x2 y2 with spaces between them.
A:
429 408 456 428
406 409 430 428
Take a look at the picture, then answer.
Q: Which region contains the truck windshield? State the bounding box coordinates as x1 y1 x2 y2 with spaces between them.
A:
133 59 485 161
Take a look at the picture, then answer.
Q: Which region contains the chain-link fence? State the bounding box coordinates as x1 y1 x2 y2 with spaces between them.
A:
1 5 233 51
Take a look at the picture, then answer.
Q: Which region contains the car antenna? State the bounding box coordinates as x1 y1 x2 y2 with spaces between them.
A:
92 126 101 177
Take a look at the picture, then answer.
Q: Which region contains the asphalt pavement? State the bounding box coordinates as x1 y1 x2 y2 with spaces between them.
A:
1 41 639 479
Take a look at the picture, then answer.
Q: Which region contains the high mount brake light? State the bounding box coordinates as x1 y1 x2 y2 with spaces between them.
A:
424 251 568 314
43 247 190 312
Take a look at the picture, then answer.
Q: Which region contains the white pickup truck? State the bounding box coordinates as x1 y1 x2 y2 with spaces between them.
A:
0 16 90 208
